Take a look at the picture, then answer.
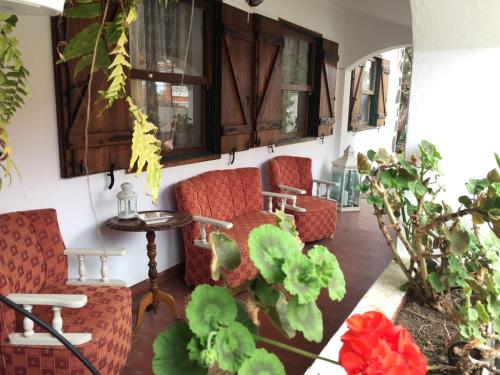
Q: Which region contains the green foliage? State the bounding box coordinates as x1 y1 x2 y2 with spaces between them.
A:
358 141 500 349
239 349 285 375
153 216 345 373
0 14 29 189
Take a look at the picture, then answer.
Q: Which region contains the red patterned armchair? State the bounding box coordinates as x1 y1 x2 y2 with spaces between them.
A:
268 156 337 242
175 167 300 287
0 209 132 375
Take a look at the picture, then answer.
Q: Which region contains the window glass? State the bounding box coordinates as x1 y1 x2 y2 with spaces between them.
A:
130 1 204 76
360 94 370 123
281 34 310 85
361 60 375 92
281 90 307 136
131 80 204 152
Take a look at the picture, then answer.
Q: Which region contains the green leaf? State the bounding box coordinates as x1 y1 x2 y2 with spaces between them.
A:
58 23 101 62
263 293 296 339
239 349 285 375
357 153 371 174
367 149 376 161
418 140 442 172
428 272 445 293
375 148 390 163
379 169 396 188
466 178 489 195
73 38 110 76
251 276 279 306
308 245 345 301
282 252 321 304
476 301 490 324
367 193 384 209
275 210 299 238
458 195 473 208
495 153 500 169
287 298 323 342
152 322 206 375
397 154 417 177
248 224 303 284
186 337 204 367
445 227 470 255
408 180 426 198
208 232 241 281
214 322 255 372
185 285 237 338
64 3 102 18
356 183 369 193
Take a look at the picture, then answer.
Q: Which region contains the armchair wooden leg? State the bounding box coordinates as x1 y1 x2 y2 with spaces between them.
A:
330 233 335 239
134 292 154 332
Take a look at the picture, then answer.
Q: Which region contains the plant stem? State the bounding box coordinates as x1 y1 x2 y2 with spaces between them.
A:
252 334 340 366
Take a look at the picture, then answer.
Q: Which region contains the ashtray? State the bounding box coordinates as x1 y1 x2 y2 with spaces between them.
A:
137 211 173 224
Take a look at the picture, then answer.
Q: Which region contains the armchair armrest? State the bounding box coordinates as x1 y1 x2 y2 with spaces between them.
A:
262 191 306 213
278 184 306 195
7 293 92 346
313 179 338 201
192 215 233 250
64 247 127 287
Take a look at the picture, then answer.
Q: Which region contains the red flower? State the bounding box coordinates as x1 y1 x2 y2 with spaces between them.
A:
339 311 427 375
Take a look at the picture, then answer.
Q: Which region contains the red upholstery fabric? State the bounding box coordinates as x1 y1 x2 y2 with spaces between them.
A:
0 210 132 375
268 156 337 242
175 168 270 287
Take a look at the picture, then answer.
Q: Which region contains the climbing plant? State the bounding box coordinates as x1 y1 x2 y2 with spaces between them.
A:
152 213 346 374
0 14 29 189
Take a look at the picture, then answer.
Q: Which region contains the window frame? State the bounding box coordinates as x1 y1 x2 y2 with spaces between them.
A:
278 20 319 142
129 0 217 164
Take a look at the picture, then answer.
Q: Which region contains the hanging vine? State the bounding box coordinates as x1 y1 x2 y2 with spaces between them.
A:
0 14 29 189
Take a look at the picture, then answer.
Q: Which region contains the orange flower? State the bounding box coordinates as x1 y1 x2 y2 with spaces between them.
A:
339 311 427 375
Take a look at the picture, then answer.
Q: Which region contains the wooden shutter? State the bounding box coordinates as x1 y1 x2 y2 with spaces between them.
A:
376 58 390 127
317 39 339 136
348 65 363 131
51 10 131 178
220 5 254 154
253 15 283 147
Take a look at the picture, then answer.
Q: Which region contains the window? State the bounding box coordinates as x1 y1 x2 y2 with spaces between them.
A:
348 56 390 131
280 28 315 140
130 0 213 161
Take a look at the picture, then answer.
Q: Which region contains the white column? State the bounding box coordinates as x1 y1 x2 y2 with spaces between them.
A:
100 255 109 282
77 255 86 282
52 306 63 334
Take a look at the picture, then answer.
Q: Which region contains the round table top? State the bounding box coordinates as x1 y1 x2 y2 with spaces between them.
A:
105 211 192 232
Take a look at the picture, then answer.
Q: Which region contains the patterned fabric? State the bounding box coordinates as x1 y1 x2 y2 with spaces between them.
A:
175 168 268 287
268 156 337 242
268 156 313 195
0 210 132 375
290 196 337 243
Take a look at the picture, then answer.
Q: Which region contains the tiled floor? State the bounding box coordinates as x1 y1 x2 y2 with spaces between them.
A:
122 200 393 375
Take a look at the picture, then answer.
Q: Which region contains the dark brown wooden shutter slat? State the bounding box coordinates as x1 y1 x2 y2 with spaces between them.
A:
51 6 131 178
318 39 338 136
254 15 283 147
376 58 390 127
348 65 363 131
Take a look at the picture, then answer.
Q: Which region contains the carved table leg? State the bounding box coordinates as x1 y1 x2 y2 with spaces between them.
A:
146 230 159 313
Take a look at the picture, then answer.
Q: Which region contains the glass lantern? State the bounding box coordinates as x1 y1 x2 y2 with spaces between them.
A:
117 182 138 219
330 146 361 212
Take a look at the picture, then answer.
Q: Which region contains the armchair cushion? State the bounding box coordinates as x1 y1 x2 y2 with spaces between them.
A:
268 156 337 242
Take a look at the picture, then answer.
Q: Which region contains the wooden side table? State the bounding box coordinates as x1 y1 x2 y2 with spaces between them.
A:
105 211 192 331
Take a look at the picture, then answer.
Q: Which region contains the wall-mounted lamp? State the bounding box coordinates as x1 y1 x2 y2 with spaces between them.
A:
246 0 264 6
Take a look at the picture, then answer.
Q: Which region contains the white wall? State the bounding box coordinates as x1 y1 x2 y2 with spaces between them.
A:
0 1 410 286
407 0 500 204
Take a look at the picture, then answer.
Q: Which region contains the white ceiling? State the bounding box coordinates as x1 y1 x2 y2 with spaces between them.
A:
334 0 412 26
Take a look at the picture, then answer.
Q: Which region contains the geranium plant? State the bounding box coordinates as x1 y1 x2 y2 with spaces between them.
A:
358 141 500 373
152 213 346 374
